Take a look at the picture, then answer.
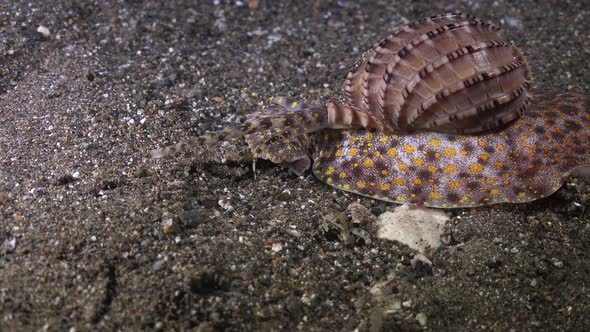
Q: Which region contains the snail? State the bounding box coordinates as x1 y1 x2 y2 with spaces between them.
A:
150 13 590 208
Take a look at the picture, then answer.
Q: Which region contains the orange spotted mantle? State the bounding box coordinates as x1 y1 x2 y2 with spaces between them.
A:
311 93 590 207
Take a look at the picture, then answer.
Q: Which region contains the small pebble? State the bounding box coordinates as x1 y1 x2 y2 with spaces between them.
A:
416 312 428 326
2 238 16 251
218 198 234 211
152 259 165 271
37 25 51 37
503 17 524 30
271 243 283 252
411 253 432 266
248 0 259 9
161 218 175 234
285 229 301 238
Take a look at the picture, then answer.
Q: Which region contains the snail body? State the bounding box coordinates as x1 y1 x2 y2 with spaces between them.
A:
150 13 590 208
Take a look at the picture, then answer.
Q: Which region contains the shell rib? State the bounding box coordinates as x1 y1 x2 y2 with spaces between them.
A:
343 12 532 133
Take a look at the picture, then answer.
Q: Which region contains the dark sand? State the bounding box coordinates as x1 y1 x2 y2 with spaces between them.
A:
1 1 589 330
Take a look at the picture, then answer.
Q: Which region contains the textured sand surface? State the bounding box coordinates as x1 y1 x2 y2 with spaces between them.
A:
1 1 589 330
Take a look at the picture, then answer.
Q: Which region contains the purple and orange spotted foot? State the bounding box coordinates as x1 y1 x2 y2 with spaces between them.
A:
312 94 590 207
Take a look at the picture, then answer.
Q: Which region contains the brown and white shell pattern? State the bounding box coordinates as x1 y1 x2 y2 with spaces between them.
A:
344 13 533 134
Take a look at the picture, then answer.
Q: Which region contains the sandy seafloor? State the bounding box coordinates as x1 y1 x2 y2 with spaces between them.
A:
1 0 589 330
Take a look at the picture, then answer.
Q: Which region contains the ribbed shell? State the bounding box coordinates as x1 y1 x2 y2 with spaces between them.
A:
344 13 532 133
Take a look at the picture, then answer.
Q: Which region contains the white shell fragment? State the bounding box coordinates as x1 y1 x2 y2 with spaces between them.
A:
376 205 449 252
